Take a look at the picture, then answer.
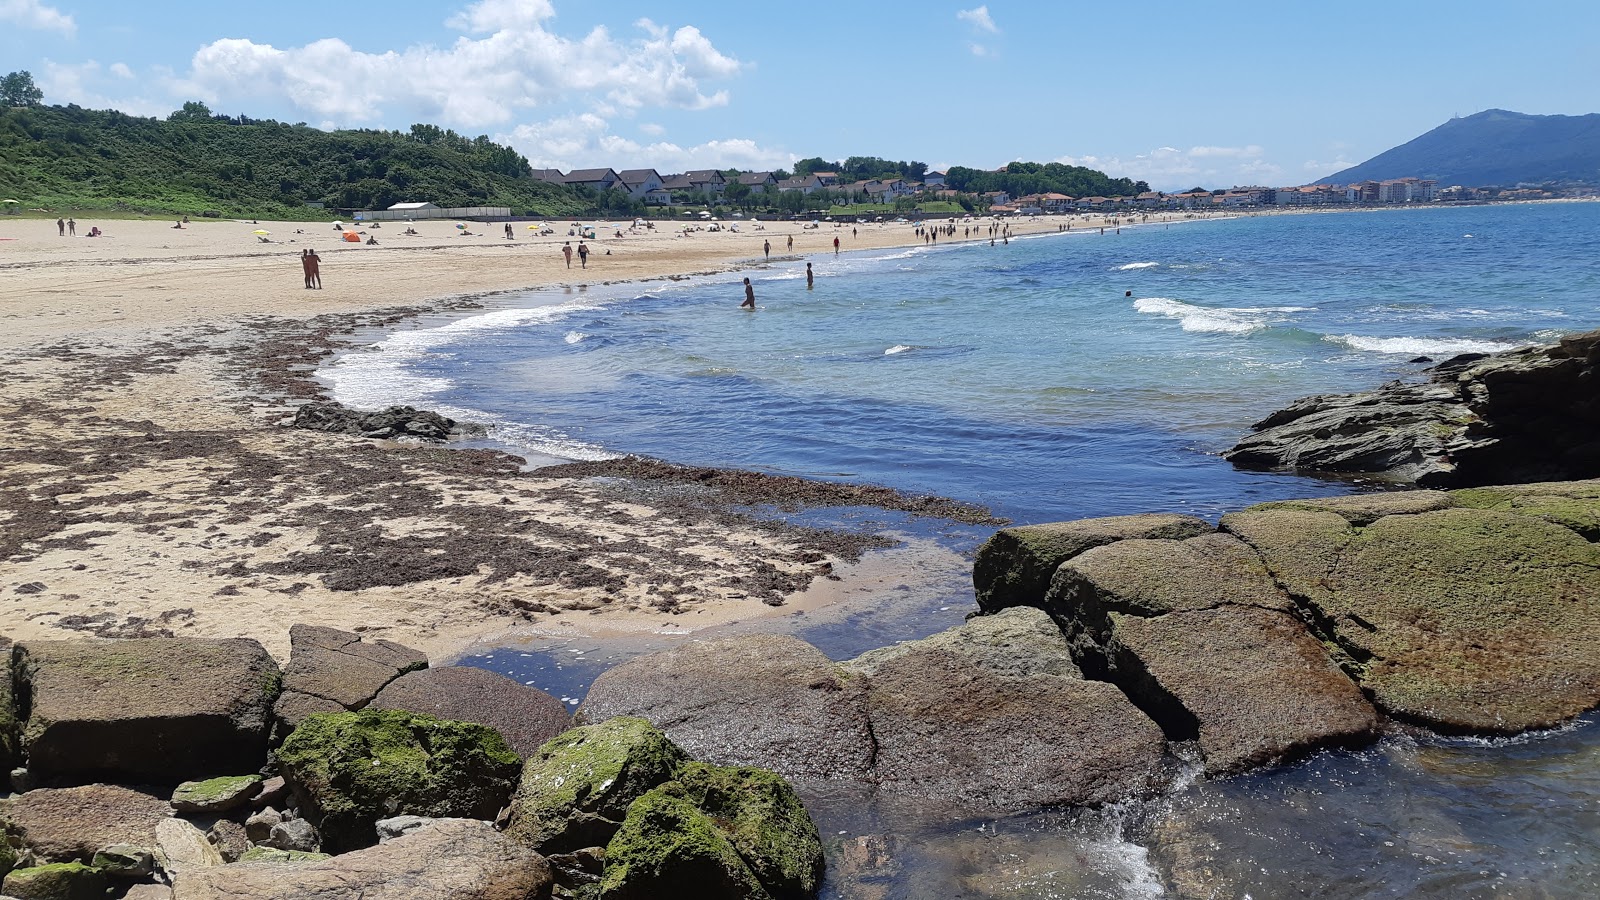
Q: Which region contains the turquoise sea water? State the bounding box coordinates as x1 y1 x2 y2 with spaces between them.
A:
324 202 1600 898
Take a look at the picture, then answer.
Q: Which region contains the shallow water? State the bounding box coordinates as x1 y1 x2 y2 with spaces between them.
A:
323 202 1600 898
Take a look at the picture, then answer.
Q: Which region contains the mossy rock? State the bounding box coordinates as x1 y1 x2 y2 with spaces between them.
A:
672 763 824 900
172 774 263 812
275 708 521 854
1242 490 1455 526
504 717 687 853
238 846 333 863
972 515 1212 611
1 861 108 900
599 788 770 900
1451 480 1600 540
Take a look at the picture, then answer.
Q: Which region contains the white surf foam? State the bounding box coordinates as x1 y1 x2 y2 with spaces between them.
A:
884 345 913 356
1327 334 1521 356
564 331 587 344
1116 261 1160 271
1134 297 1311 335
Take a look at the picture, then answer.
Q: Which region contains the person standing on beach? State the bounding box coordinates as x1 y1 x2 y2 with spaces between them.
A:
806 262 814 290
300 250 312 289
578 241 589 269
763 239 771 260
67 217 75 236
833 236 840 255
786 234 793 252
562 242 573 268
307 249 322 289
56 217 64 236
741 277 756 309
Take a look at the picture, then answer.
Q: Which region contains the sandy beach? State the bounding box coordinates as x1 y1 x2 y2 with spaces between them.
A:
0 211 1161 660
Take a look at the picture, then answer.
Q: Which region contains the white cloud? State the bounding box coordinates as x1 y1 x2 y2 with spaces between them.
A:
957 6 999 34
0 0 74 36
969 43 989 57
163 0 744 129
502 113 794 173
1304 158 1353 174
37 60 170 118
638 122 666 136
1054 144 1286 191
109 62 134 79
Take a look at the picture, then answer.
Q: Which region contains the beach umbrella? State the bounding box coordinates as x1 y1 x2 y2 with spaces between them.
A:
0 199 18 204
455 223 467 229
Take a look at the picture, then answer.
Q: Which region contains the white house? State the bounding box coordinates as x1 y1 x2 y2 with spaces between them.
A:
618 169 671 204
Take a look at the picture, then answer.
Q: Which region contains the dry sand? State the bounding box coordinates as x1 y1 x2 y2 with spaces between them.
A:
0 211 1150 660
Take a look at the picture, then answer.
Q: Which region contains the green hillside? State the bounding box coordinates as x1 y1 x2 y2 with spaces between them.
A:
1317 109 1600 187
0 102 588 218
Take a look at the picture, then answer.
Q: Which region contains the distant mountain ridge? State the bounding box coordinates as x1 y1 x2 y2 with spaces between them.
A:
1317 109 1600 187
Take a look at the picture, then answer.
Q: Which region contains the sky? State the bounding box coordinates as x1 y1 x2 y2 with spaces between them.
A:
4 0 1598 190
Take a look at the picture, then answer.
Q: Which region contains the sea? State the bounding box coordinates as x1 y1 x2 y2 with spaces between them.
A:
322 201 1600 898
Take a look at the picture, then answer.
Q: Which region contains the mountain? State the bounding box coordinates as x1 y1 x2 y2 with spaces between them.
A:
0 103 587 218
1317 109 1600 187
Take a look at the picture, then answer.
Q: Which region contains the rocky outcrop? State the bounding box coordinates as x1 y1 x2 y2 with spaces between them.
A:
581 611 1169 814
1 784 172 863
2 862 108 899
1225 329 1600 487
272 625 428 732
170 818 552 900
578 636 876 782
19 637 280 784
290 401 472 443
971 514 1212 612
369 665 570 758
274 709 522 854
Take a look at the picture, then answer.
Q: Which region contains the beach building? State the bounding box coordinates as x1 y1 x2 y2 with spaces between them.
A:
561 168 622 192
660 170 727 199
735 172 777 190
777 175 826 195
387 202 439 213
617 169 671 204
531 168 565 182
811 172 841 187
982 190 1011 206
924 171 947 188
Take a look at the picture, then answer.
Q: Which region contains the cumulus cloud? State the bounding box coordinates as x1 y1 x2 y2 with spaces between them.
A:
163 0 744 128
37 60 170 118
957 6 999 34
501 113 795 173
1054 145 1285 190
109 62 134 79
0 0 74 36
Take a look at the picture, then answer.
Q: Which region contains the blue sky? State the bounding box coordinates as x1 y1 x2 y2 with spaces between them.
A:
5 0 1597 189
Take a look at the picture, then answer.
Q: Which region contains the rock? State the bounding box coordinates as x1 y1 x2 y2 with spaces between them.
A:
846 610 1170 812
1225 330 1600 487
671 762 825 900
205 819 248 863
1104 606 1379 774
1 784 172 862
1046 533 1290 620
1451 479 1600 540
18 637 280 784
254 776 288 810
171 819 552 900
503 716 687 853
578 635 875 782
598 789 770 900
154 818 223 877
272 625 428 731
124 886 174 900
275 708 520 853
1227 504 1600 733
547 846 606 892
1 862 108 900
237 847 330 864
170 775 262 813
291 402 462 443
0 644 18 791
972 514 1213 611
374 815 435 843
1242 489 1456 526
90 843 154 878
370 665 571 758
262 819 318 854
243 808 282 844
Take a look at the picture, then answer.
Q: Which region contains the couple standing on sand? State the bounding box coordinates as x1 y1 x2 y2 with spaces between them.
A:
300 249 322 289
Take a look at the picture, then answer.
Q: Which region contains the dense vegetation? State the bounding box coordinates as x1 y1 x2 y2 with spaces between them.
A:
1318 109 1600 187
791 156 930 183
945 161 1147 199
0 101 587 218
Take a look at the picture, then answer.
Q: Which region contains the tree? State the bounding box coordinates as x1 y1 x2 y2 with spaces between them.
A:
168 101 215 123
1 71 43 107
724 180 752 209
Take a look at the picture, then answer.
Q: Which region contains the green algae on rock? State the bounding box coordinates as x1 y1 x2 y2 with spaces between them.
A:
1450 480 1600 540
237 847 332 863
275 708 521 854
171 774 263 813
672 762 825 900
972 514 1212 612
2 861 108 900
599 788 773 900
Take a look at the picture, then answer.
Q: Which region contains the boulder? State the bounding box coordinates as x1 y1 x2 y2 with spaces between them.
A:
1225 330 1600 487
1241 490 1455 526
375 815 435 843
90 843 154 878
0 643 18 790
1 784 172 862
1227 504 1600 733
1046 533 1290 622
237 847 330 864
204 819 248 863
18 637 280 784
598 789 770 900
1 862 108 900
170 775 262 814
578 635 874 782
125 885 175 900
671 762 825 900
971 514 1212 611
1451 479 1600 540
370 665 570 758
244 808 282 844
275 709 521 853
262 819 318 853
846 610 1170 811
291 402 462 443
254 775 288 809
503 717 687 853
272 626 428 731
171 819 552 900
154 818 223 877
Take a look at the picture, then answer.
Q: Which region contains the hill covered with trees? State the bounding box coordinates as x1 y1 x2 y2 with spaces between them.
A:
0 98 586 218
946 162 1146 198
1317 109 1600 187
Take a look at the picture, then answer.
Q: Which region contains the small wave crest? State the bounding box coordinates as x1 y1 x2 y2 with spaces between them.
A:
885 345 913 356
564 331 586 344
1134 297 1311 335
1327 334 1521 356
1116 261 1160 271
